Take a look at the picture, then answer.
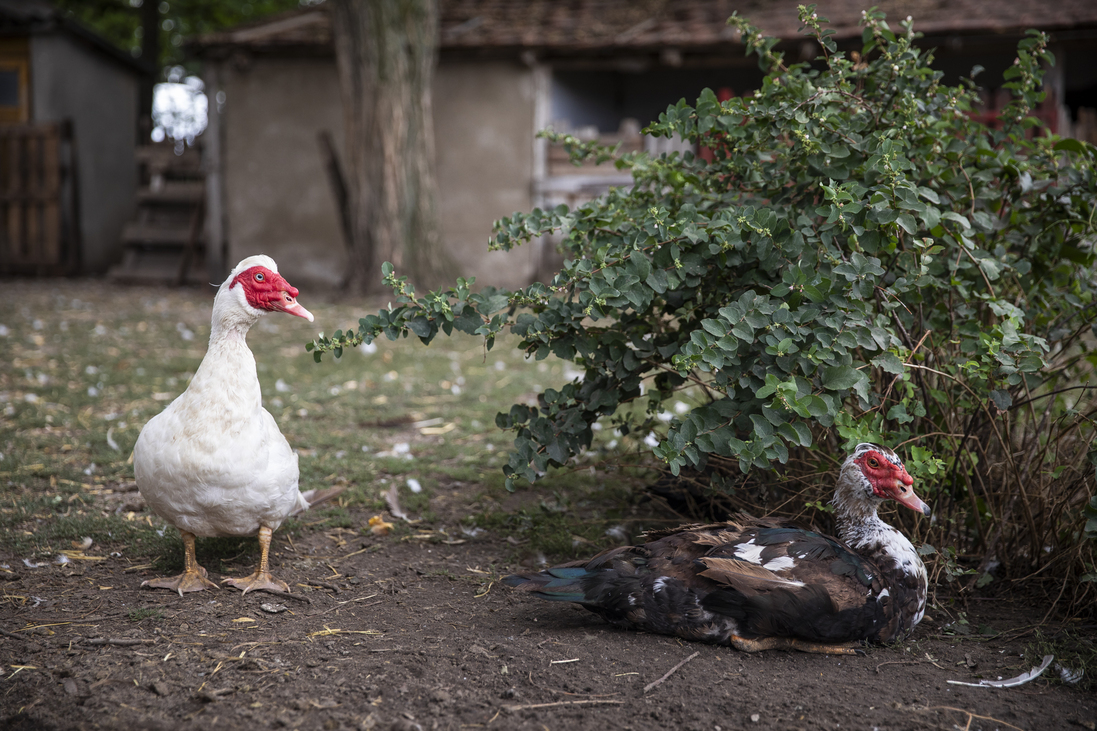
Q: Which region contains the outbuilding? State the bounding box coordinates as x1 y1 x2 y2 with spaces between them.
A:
0 0 143 276
191 0 1097 289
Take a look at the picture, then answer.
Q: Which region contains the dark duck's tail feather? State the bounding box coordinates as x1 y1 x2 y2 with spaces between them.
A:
503 567 591 603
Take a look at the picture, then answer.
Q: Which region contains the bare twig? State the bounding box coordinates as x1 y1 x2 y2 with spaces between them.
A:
925 705 1025 731
956 164 977 219
0 627 44 649
305 580 341 594
643 651 700 693
336 545 377 561
923 652 946 670
874 660 922 674
503 700 624 711
84 638 156 647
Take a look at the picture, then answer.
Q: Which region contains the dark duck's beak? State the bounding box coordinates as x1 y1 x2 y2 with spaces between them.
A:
886 466 930 516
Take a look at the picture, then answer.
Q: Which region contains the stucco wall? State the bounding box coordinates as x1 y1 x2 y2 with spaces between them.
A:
434 60 537 288
220 55 347 286
31 33 138 273
218 55 537 290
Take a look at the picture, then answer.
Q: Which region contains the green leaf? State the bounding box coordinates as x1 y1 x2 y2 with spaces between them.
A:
749 414 774 439
1085 496 1097 541
896 213 918 235
971 211 997 232
886 403 913 424
821 365 863 390
405 317 433 338
871 352 905 375
989 389 1012 411
546 437 569 464
790 421 812 447
646 268 668 293
941 211 971 230
1052 138 1087 154
978 257 1003 281
701 318 727 337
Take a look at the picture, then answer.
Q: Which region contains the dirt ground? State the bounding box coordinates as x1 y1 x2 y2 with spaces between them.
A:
1 518 1092 731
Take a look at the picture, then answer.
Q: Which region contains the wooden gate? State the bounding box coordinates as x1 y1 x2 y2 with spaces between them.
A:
0 121 76 275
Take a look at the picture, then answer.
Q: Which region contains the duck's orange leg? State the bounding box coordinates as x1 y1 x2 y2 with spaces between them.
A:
222 525 290 595
142 530 219 597
730 634 865 656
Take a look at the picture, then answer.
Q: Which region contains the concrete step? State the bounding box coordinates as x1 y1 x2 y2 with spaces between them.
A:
107 253 208 286
137 181 205 205
121 222 198 247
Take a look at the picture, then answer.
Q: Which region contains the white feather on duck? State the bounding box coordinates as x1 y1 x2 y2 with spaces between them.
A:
504 443 929 654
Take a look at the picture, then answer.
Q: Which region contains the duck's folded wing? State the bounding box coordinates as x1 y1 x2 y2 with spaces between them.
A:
692 528 890 643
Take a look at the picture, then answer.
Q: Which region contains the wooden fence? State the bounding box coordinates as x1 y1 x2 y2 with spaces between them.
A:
0 121 76 275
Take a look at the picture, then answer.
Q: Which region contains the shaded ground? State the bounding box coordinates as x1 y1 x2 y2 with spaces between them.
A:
1 522 1092 731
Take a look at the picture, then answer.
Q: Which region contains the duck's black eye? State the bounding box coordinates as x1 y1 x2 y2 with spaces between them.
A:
255 272 264 282
867 457 879 468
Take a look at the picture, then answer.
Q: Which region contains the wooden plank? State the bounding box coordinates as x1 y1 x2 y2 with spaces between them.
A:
0 131 8 263
0 122 65 271
41 128 60 264
136 180 205 204
25 131 40 261
7 130 24 261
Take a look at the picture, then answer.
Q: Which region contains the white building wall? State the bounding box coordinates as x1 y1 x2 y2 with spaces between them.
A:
31 33 139 273
215 54 539 290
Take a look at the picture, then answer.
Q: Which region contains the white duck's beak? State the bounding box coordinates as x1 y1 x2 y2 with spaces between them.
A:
283 298 314 322
275 290 314 322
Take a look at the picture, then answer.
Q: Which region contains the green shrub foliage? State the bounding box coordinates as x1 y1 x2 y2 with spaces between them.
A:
312 7 1097 606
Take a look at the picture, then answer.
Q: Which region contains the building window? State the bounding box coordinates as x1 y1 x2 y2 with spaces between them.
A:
0 37 30 124
0 69 19 107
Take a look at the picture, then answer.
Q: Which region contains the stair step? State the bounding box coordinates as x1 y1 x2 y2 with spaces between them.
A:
136 144 202 175
107 257 209 286
121 222 199 246
137 181 205 205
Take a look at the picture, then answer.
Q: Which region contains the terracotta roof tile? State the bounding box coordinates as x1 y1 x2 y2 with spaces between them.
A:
190 0 1097 55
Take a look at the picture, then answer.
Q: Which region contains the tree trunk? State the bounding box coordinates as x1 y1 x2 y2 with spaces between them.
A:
329 0 453 295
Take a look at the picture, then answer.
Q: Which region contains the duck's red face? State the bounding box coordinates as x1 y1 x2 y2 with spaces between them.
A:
855 448 929 516
231 265 314 322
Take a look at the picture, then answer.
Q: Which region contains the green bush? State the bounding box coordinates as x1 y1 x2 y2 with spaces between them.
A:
312 7 1097 612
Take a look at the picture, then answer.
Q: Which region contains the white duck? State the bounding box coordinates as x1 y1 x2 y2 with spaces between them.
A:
135 255 340 595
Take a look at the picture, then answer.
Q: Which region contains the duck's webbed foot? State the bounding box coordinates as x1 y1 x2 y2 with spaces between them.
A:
142 531 219 597
222 571 290 594
143 568 220 596
221 525 291 595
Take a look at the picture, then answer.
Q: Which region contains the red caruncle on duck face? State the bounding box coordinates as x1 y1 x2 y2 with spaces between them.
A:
231 265 313 321
854 449 930 516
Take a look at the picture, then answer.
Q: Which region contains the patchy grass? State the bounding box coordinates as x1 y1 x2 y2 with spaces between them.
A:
0 279 652 568
1026 628 1097 692
126 607 163 622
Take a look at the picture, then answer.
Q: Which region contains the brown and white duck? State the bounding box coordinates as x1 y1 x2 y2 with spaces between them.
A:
504 443 930 654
